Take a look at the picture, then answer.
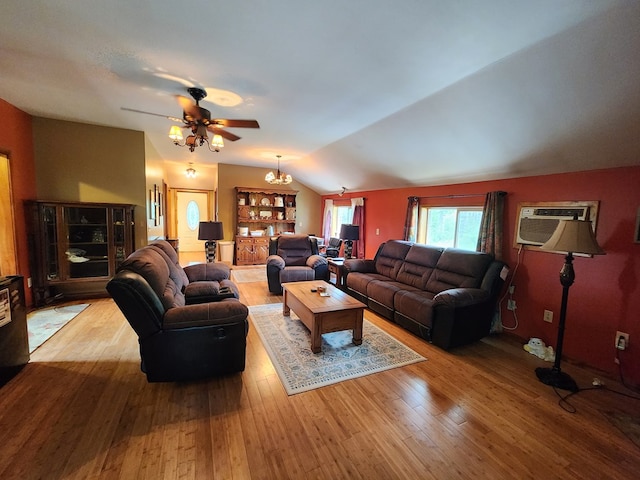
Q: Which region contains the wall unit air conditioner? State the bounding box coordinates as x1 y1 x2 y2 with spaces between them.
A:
514 201 599 247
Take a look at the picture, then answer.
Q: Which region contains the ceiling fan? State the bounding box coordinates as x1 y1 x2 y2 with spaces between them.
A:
122 87 259 151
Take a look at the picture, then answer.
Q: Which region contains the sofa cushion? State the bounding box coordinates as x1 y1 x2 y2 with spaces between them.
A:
373 241 412 280
396 244 443 289
183 262 230 283
118 247 186 310
366 280 420 310
184 280 221 303
162 299 249 329
425 249 493 294
149 240 190 287
280 266 315 284
346 272 393 297
277 235 313 266
394 290 437 327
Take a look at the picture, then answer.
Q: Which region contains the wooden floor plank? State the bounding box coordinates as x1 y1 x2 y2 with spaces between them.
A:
1 276 639 480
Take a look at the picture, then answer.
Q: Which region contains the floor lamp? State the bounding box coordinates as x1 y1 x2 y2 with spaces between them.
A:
198 221 224 263
340 224 360 259
537 218 605 391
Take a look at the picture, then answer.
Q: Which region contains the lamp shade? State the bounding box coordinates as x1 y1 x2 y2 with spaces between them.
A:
539 219 605 255
198 221 224 241
340 224 360 241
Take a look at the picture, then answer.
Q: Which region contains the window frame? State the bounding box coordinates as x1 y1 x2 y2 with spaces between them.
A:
416 205 483 251
330 203 353 238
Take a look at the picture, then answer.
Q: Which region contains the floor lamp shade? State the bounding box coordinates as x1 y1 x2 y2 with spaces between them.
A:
198 222 224 262
536 219 605 391
340 224 360 259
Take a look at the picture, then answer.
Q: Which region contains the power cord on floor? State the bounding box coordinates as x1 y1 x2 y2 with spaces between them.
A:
552 350 640 413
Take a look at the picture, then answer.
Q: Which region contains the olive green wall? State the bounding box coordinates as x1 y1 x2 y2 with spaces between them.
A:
32 118 147 249
217 163 321 241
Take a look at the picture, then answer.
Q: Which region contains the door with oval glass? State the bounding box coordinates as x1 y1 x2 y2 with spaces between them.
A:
175 190 212 253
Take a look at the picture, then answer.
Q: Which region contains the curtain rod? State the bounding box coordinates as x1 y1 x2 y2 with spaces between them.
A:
413 193 486 200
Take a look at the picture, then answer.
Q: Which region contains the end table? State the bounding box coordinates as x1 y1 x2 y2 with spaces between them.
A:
327 258 346 289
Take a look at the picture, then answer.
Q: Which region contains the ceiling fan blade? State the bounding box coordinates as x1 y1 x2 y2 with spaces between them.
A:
121 107 183 123
177 95 202 122
212 119 260 129
208 126 240 141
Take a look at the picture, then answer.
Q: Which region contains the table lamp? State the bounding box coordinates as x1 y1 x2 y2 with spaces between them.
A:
198 221 224 262
536 218 605 391
340 224 360 259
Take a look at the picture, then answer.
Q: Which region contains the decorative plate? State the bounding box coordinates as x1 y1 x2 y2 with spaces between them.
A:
260 198 270 206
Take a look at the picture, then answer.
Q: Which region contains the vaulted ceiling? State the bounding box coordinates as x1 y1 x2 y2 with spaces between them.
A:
1 1 638 194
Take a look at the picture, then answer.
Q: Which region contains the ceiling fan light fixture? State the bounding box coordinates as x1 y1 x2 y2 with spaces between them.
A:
211 134 224 149
168 125 183 142
265 155 292 185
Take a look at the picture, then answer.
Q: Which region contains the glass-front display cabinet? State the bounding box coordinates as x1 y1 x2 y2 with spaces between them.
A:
26 201 135 306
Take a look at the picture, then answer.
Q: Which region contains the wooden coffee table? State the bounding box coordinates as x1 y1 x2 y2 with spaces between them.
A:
282 280 366 353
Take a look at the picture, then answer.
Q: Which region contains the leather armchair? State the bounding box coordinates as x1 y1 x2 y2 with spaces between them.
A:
106 244 249 382
322 237 343 258
266 235 328 294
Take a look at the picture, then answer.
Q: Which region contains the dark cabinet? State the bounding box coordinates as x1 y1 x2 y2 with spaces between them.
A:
26 201 135 306
0 276 28 385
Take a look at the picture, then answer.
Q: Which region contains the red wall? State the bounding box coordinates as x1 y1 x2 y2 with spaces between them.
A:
0 99 37 305
323 166 640 387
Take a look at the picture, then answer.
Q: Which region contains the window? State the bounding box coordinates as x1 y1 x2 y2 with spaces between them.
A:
417 206 483 251
330 204 353 238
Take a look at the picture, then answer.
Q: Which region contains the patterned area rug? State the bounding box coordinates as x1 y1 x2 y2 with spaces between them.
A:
231 267 267 283
249 303 426 395
27 304 89 352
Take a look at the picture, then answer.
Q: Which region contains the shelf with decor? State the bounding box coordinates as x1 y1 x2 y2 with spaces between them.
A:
235 187 297 265
25 200 135 306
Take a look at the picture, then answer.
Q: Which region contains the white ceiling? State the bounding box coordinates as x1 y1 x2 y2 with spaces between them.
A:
1 0 639 194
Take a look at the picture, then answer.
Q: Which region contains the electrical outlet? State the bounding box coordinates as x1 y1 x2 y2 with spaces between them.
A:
543 310 553 323
27 277 32 288
615 331 629 350
507 299 516 311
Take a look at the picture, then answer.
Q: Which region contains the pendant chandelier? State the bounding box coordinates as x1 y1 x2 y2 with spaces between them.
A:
265 155 292 185
185 162 196 178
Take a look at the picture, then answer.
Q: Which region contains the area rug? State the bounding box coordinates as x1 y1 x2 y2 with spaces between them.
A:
231 267 267 283
249 303 426 395
27 304 89 352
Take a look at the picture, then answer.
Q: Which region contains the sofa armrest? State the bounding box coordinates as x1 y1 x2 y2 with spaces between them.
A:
344 259 377 274
184 262 230 282
432 288 490 308
162 299 249 330
307 254 327 269
266 255 286 270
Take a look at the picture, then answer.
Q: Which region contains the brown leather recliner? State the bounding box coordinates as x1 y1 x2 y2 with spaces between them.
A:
106 242 249 382
266 235 328 294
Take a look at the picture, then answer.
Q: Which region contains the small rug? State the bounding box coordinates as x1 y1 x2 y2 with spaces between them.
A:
231 267 267 283
249 303 426 395
27 304 89 352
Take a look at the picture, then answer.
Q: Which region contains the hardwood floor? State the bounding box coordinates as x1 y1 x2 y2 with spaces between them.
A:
1 276 639 479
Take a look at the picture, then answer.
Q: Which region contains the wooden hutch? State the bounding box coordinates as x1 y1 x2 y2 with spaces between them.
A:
235 187 297 265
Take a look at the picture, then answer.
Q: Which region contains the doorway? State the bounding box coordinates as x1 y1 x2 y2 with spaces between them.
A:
170 189 215 263
0 153 18 276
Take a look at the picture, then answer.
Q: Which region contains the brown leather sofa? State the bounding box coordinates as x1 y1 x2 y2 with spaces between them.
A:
266 235 328 294
344 240 507 350
106 241 249 382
